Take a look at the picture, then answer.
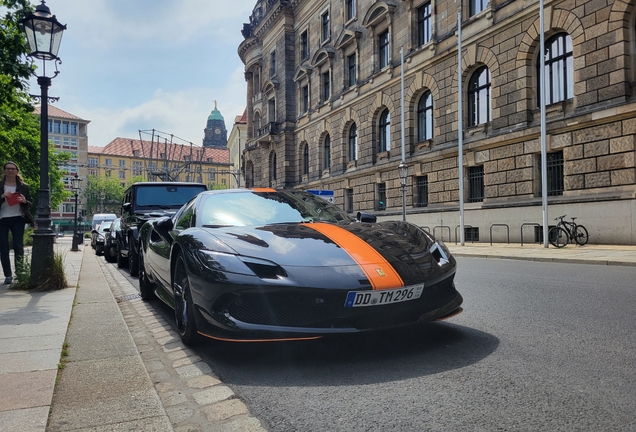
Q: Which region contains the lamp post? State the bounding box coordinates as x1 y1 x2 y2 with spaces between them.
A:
19 1 66 286
71 174 82 251
398 161 408 222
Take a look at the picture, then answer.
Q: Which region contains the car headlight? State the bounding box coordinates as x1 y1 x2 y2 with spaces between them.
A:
97 234 104 241
197 250 286 279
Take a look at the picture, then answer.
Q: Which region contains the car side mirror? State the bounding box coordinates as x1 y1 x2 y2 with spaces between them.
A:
153 216 174 241
123 202 131 211
356 212 377 223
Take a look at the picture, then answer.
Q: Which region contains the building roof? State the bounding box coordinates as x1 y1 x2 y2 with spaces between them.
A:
207 101 225 121
234 108 247 124
33 105 89 122
96 138 230 164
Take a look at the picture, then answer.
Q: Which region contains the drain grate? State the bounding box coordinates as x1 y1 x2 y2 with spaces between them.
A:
115 293 141 303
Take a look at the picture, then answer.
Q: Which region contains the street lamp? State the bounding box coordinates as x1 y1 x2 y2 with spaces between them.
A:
71 174 82 251
19 1 66 286
398 161 408 222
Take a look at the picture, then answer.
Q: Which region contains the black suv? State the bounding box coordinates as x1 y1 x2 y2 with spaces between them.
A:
118 182 207 276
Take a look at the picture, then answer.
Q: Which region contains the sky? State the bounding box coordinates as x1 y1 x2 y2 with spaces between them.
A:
23 0 256 147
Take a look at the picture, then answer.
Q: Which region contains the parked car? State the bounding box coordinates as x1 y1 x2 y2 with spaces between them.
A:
103 218 122 263
92 221 112 256
118 182 207 276
138 188 463 345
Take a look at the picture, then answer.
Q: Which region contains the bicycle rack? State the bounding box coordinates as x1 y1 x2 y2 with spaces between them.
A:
489 224 510 245
433 225 451 242
454 225 474 244
520 223 540 246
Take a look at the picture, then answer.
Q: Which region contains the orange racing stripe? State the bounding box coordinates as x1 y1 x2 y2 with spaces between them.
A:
307 223 404 290
251 188 277 192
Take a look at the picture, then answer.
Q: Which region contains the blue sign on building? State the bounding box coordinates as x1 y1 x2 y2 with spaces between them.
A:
307 189 335 203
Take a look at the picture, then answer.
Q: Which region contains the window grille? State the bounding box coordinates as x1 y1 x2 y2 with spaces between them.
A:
468 166 484 202
415 176 428 207
377 183 386 210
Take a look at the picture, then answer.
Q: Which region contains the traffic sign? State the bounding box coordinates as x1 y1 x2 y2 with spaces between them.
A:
307 189 334 203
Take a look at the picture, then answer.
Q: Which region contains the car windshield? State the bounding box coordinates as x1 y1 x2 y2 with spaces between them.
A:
136 185 205 208
98 222 111 233
198 190 353 227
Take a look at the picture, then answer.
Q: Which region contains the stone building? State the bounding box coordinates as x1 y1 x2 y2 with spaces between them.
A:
227 109 248 188
238 0 636 244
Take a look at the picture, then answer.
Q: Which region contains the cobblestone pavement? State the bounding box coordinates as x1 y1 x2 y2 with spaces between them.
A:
97 255 267 432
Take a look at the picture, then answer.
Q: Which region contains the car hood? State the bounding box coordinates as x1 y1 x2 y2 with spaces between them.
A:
198 221 453 284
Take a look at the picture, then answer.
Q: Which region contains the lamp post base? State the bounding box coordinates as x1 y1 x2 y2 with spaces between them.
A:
30 232 56 286
71 231 81 251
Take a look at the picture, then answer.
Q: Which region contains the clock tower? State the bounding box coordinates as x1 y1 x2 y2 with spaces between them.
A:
203 101 227 148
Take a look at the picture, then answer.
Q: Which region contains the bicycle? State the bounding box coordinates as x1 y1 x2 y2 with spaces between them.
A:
548 214 589 248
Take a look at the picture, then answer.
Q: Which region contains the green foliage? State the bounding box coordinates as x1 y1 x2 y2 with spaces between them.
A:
11 250 68 291
208 182 229 190
83 175 125 215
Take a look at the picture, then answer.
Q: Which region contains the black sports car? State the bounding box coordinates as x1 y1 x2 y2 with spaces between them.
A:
138 189 462 344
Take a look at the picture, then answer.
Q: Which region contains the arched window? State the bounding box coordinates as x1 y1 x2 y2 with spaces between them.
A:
468 66 491 127
323 134 331 169
303 144 309 176
253 112 261 137
348 123 358 161
417 91 433 141
539 33 574 105
269 152 277 184
379 109 390 152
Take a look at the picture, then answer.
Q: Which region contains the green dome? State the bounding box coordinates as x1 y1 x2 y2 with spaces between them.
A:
208 101 224 121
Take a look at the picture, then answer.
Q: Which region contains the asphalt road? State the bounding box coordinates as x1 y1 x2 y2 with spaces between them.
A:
123 257 636 431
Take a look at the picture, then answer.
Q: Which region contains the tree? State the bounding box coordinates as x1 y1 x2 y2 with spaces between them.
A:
83 175 144 216
1 0 70 212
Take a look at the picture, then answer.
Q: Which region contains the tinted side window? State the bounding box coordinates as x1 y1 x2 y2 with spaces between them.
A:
175 201 196 230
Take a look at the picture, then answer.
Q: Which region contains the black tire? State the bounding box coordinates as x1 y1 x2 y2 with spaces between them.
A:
549 227 568 248
128 236 139 277
116 242 126 268
105 246 115 263
574 225 589 246
138 248 154 301
174 254 199 345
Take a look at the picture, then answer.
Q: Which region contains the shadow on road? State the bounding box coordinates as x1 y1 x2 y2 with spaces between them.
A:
196 321 499 387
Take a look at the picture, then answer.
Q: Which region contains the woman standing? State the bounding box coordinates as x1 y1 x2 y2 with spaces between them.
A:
0 161 33 284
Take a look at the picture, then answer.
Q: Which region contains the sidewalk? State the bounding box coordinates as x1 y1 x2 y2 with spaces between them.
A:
0 237 634 431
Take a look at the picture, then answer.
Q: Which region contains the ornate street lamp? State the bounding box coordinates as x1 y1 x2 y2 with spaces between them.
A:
71 174 82 252
19 1 66 286
398 161 408 222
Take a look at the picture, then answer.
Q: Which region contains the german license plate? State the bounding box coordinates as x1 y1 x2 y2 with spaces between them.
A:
344 284 424 308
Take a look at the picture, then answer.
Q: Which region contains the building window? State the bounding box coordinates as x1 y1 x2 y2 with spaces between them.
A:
379 108 391 152
105 158 112 166
324 134 331 169
300 30 309 61
303 144 309 176
417 91 433 141
69 122 78 135
269 98 276 122
119 171 125 179
61 121 69 135
269 152 277 184
89 169 97 176
346 0 355 21
322 71 330 103
539 33 574 105
208 169 216 181
347 53 356 88
468 66 491 127
133 161 142 176
348 123 358 161
377 183 386 210
345 188 354 212
538 151 564 196
119 160 125 167
302 85 309 113
470 0 487 16
270 50 276 76
322 11 330 42
133 150 139 157
253 111 261 136
88 157 98 167
417 3 432 46
379 30 390 69
468 166 485 203
415 176 429 207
